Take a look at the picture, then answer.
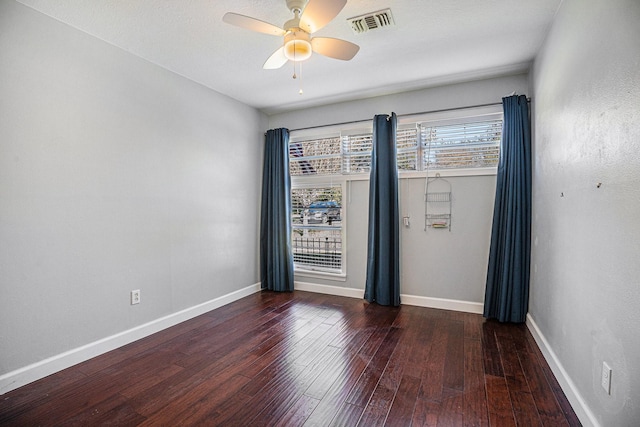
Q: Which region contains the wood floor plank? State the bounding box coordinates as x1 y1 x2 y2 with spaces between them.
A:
485 374 517 427
517 341 571 426
301 307 378 400
496 331 543 426
464 311 484 341
0 367 87 422
355 383 395 427
0 371 123 426
524 332 582 426
210 319 349 426
437 389 464 426
0 291 580 427
412 397 441 427
303 305 400 427
302 356 369 427
419 317 448 401
402 307 435 380
140 373 252 427
463 338 490 426
128 329 276 418
248 346 345 425
56 393 147 426
330 403 365 427
384 375 421 427
444 320 465 391
482 321 505 377
344 326 403 408
357 309 419 426
255 349 343 426
274 395 321 427
310 322 399 424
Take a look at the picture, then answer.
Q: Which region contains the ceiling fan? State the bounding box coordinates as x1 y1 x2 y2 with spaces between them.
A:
222 0 360 69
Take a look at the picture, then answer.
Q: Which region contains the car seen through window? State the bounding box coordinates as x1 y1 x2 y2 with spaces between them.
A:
304 201 341 224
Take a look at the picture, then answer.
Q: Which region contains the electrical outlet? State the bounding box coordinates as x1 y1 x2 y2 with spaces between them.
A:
601 361 612 394
131 289 141 305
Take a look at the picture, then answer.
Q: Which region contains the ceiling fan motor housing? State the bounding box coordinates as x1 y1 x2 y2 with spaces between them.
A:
286 0 309 14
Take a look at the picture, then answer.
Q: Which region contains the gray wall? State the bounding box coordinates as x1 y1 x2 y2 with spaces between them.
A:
530 0 640 425
270 75 529 303
0 1 266 375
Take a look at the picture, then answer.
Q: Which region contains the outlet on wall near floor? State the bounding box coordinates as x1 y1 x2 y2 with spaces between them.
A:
131 289 141 305
601 361 612 394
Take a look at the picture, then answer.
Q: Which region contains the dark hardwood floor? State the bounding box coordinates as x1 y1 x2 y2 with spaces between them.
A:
0 291 580 426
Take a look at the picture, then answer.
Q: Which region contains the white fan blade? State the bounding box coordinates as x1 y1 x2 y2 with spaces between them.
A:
222 13 285 36
263 47 289 69
311 37 359 61
299 0 347 33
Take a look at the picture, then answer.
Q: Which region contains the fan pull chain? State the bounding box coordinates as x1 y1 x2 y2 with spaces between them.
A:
290 41 303 95
298 61 303 95
292 40 297 79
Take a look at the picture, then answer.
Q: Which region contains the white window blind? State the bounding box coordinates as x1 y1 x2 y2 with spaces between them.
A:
420 118 502 170
289 136 341 176
342 132 372 174
290 119 500 175
397 126 419 171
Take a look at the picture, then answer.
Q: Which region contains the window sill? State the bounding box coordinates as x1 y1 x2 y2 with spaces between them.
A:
291 167 497 184
294 269 347 282
399 168 497 178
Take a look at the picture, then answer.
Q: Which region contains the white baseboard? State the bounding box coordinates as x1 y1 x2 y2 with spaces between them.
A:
526 314 599 427
295 281 483 314
295 281 364 299
0 283 262 395
400 294 484 314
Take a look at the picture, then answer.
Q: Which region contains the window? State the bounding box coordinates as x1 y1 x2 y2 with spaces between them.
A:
290 117 501 176
291 186 343 273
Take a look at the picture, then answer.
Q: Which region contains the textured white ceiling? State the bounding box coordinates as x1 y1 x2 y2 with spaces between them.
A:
15 0 561 114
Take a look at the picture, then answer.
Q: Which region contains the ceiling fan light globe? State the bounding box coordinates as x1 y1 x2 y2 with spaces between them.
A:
283 30 312 61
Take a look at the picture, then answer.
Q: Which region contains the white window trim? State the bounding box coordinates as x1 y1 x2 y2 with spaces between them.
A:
294 269 348 282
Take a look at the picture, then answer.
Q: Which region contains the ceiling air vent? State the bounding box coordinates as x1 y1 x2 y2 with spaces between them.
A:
348 9 395 34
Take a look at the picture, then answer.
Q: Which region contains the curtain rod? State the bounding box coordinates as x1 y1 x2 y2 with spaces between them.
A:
287 98 530 133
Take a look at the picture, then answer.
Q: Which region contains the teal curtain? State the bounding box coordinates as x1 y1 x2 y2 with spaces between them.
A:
364 113 401 306
483 95 531 322
260 128 294 292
